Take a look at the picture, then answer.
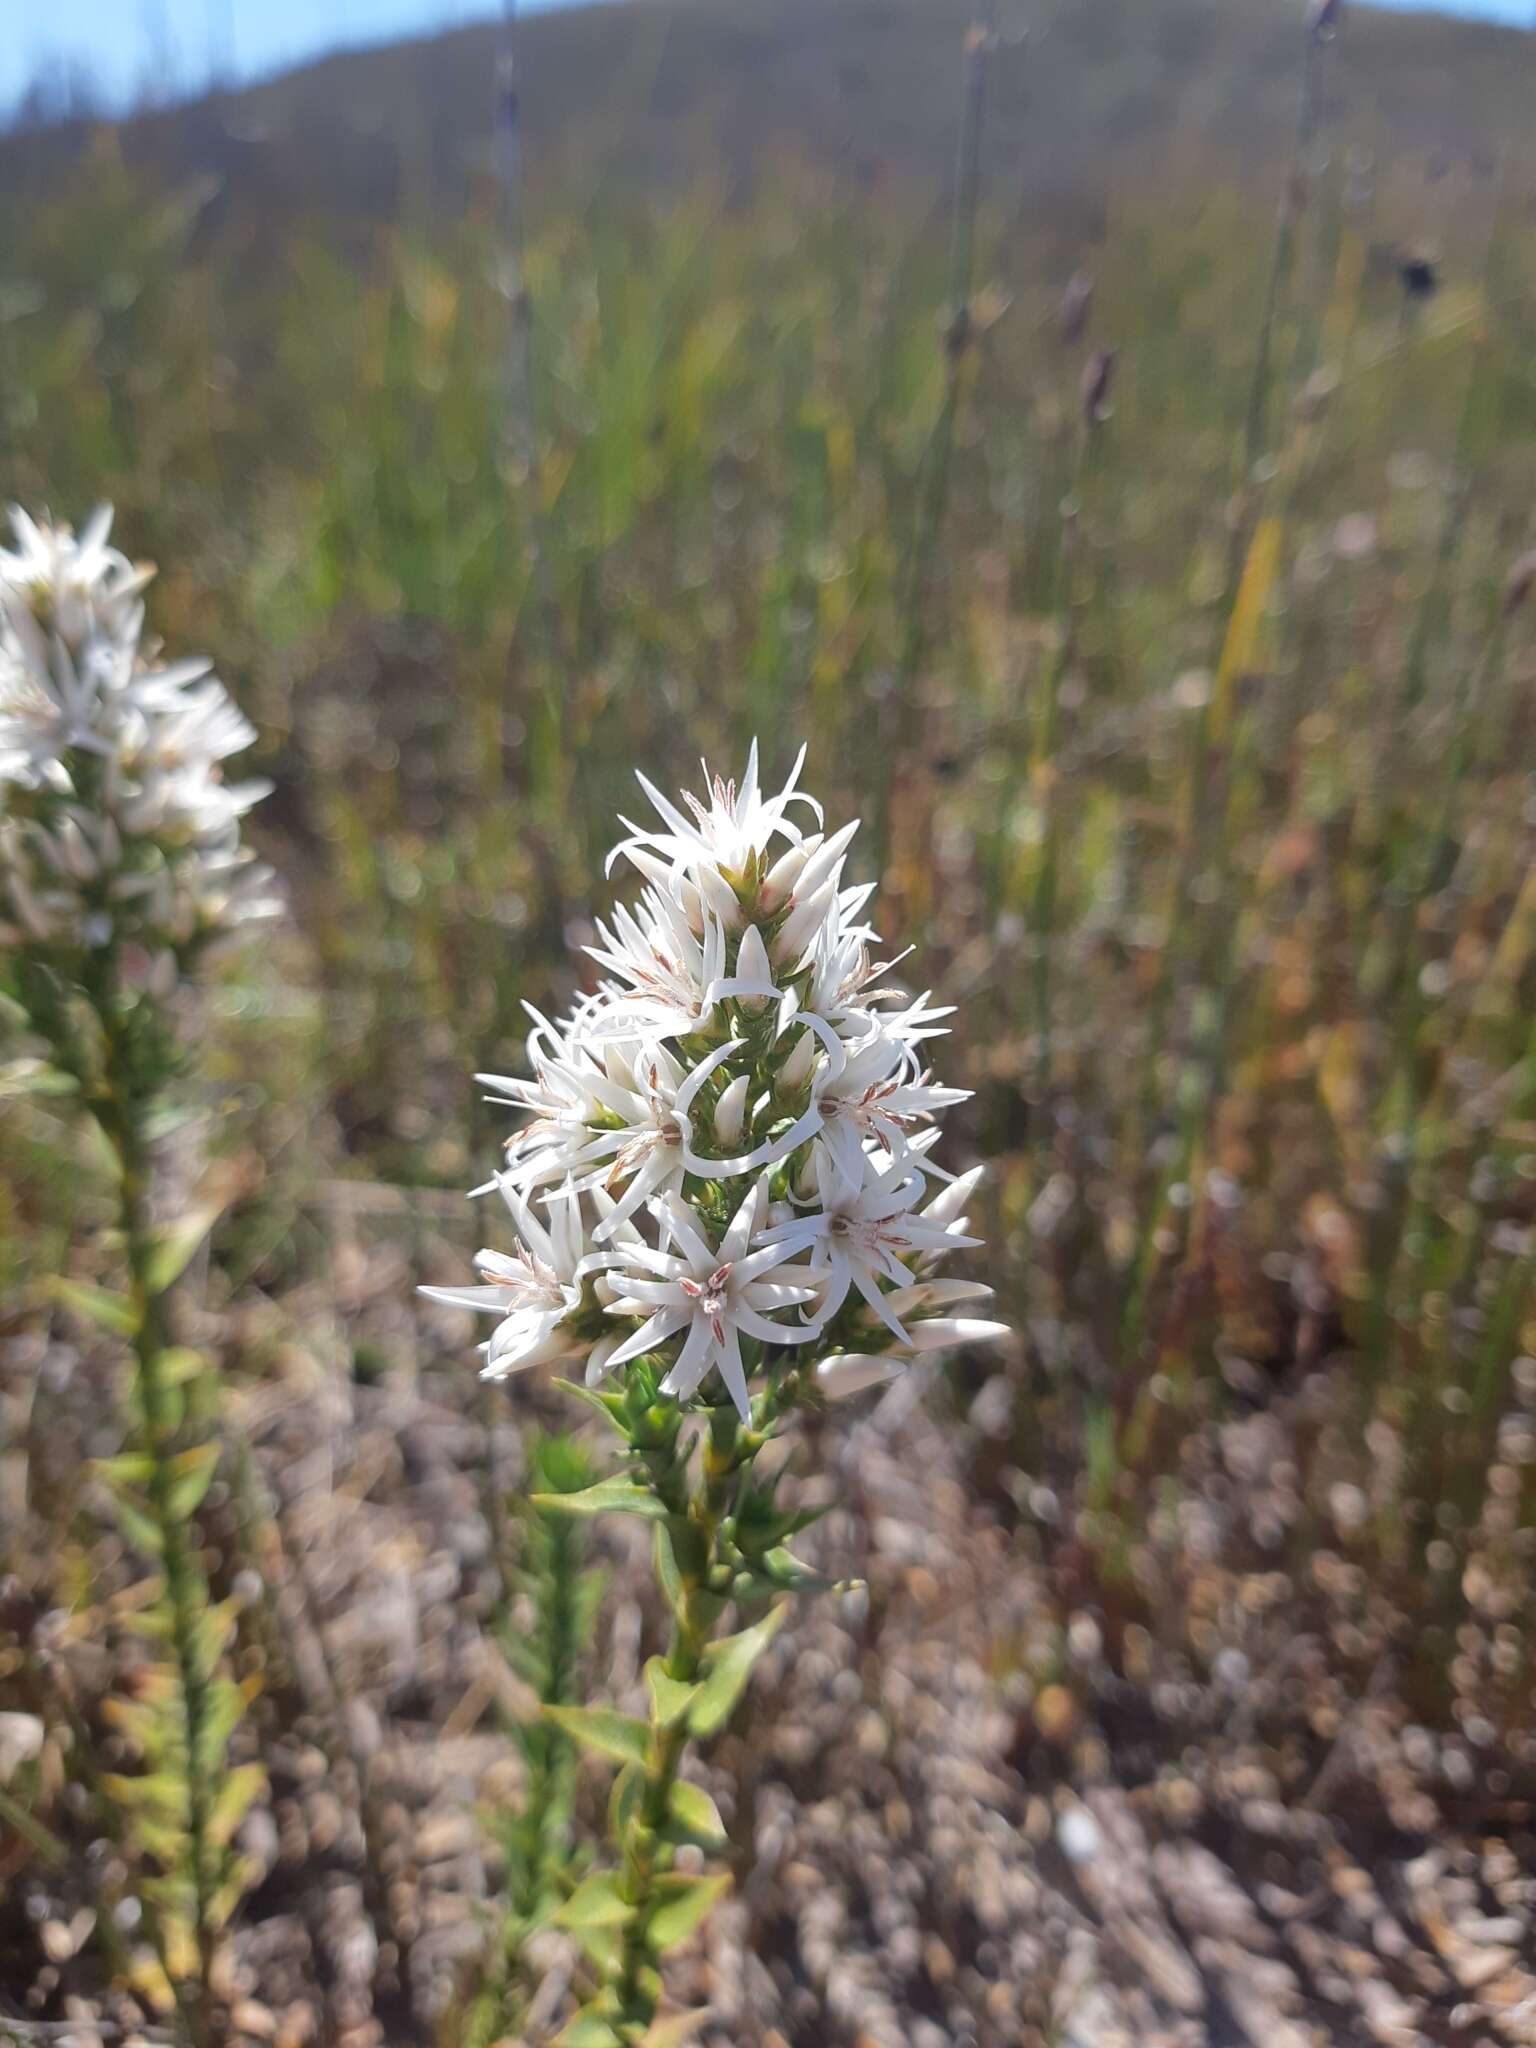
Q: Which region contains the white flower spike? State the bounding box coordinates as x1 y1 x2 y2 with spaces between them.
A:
429 742 1004 1416
0 505 275 958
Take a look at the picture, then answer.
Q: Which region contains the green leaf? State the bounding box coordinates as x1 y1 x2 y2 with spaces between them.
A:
111 1492 165 1558
532 1476 669 1521
96 1452 157 1488
553 2011 622 2048
645 1657 700 1731
54 1278 137 1337
571 1920 623 1971
102 1771 189 1819
558 1382 635 1437
158 1347 210 1388
144 1197 228 1295
0 1057 77 1101
641 2013 714 2048
654 1522 685 1616
753 1546 840 1595
608 1762 642 1844
542 1706 649 1767
207 1763 265 1849
552 1869 634 1932
195 1600 237 1668
665 1779 728 1850
206 1856 260 1932
164 1443 220 1522
689 1604 789 1738
646 1872 731 1955
195 1674 249 1774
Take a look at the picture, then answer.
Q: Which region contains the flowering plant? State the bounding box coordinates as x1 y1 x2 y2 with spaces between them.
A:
428 744 1003 2042
1 507 275 2046
0 504 276 973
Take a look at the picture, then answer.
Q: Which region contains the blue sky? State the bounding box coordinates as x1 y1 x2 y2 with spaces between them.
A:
6 0 1530 116
8 1 566 112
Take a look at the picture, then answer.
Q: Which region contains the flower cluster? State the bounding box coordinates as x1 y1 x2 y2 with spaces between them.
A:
427 745 1005 1419
0 506 277 968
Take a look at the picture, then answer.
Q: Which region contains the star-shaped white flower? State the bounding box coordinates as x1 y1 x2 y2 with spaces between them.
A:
808 1031 971 1196
421 1178 622 1381
608 739 821 892
759 1156 982 1341
601 1176 826 1420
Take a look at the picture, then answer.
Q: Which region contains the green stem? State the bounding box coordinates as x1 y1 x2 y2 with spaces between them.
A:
614 1409 739 2029
96 1001 220 2048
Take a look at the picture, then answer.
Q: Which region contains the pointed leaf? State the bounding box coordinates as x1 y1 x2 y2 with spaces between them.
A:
552 1869 634 1932
689 1604 789 1738
111 1492 165 1558
206 1855 260 1931
554 2012 622 2048
543 1706 649 1768
55 1279 137 1337
646 1872 731 1954
654 1522 685 1616
756 1546 839 1594
207 1763 265 1849
195 1674 249 1774
608 1762 642 1844
96 1452 156 1488
164 1443 220 1522
532 1477 668 1521
642 2014 714 2048
571 1920 623 1971
665 1779 728 1851
645 1657 700 1731
158 1347 210 1388
144 1197 229 1295
558 1382 635 1437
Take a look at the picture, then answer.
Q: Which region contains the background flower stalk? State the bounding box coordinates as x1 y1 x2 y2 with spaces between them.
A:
1 507 275 2044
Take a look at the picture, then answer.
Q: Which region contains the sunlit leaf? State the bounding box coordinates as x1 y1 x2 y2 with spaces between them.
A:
552 1868 634 1931
54 1278 137 1337
641 2012 714 2048
645 1872 731 1954
665 1778 727 1850
689 1603 789 1738
645 1657 700 1730
207 1762 265 1849
164 1443 220 1522
532 1477 669 1521
542 1706 649 1767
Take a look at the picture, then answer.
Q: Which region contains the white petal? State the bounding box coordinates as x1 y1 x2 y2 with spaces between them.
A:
816 1353 903 1400
901 1317 1010 1353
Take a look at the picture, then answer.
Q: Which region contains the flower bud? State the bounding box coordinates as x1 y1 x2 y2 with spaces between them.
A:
733 923 774 1013
776 1025 819 1094
772 877 836 968
817 1353 902 1401
714 1073 749 1147
759 836 813 915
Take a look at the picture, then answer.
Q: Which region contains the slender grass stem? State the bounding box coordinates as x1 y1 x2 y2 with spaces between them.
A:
1236 9 1326 554
874 19 994 877
1026 413 1104 1091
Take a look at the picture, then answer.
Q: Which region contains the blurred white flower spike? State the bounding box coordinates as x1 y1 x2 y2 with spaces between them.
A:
0 505 277 964
430 742 1006 1419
